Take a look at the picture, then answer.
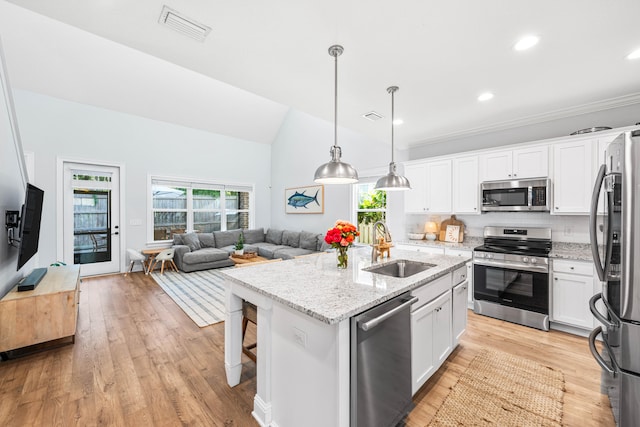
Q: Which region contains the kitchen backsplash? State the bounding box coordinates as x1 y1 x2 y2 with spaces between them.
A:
405 212 593 243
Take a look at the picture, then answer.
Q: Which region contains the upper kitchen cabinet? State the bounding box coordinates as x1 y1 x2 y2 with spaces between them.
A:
453 155 479 214
552 139 594 214
480 146 549 182
404 160 452 214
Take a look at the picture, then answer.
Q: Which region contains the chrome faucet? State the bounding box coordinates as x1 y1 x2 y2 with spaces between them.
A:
371 221 392 263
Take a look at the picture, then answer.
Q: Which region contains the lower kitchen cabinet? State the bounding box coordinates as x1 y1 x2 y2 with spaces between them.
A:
551 259 596 329
411 290 452 395
452 280 468 345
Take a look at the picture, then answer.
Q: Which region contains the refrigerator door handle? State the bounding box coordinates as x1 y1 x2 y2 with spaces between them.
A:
590 164 607 281
589 293 620 329
588 326 618 375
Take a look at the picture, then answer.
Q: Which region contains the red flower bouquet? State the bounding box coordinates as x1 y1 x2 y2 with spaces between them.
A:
324 220 359 269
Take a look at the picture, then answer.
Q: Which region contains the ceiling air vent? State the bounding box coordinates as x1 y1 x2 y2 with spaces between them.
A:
363 111 384 122
158 6 212 42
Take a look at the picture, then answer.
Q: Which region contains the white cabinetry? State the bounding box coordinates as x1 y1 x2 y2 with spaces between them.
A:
480 146 548 181
404 163 427 213
453 155 479 214
404 160 452 213
551 259 596 329
411 289 452 395
552 139 593 214
452 268 469 345
444 249 473 307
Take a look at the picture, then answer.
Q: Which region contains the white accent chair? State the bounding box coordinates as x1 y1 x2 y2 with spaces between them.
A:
150 248 178 275
125 249 147 276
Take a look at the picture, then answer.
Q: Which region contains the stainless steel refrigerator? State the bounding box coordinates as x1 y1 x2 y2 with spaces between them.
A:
589 129 640 426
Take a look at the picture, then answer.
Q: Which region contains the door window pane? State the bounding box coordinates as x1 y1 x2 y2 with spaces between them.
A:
73 190 111 264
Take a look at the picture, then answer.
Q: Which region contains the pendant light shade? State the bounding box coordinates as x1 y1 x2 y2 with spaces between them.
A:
314 45 359 184
375 86 411 191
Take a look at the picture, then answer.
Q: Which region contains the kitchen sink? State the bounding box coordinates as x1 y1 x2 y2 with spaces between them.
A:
364 260 435 278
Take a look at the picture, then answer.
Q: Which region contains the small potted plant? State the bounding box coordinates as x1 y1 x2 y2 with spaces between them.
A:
234 233 244 256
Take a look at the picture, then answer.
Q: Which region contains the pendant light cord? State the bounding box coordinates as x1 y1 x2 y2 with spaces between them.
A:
333 49 338 150
391 89 395 163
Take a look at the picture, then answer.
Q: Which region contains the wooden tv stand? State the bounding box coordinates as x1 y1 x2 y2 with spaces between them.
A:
0 265 81 354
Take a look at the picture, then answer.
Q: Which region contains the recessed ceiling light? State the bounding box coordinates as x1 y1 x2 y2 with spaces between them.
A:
393 119 404 125
627 48 640 60
478 92 494 102
514 35 540 51
363 111 383 121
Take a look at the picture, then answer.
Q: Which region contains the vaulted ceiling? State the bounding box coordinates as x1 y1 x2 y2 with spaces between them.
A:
3 0 640 148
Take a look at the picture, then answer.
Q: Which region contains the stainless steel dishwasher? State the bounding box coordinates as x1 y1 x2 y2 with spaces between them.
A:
350 292 416 427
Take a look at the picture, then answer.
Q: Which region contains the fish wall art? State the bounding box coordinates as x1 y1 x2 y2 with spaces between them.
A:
285 185 324 214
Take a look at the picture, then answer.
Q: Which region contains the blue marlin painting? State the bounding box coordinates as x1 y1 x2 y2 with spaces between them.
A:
287 189 320 209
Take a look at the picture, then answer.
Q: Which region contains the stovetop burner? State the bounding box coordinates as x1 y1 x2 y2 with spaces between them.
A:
474 226 552 257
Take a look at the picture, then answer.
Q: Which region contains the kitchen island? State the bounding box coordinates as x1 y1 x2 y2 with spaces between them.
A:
221 246 468 427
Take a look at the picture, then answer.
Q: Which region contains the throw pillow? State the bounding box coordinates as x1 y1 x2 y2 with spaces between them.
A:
214 230 241 248
243 228 265 244
265 229 284 245
198 233 216 248
282 230 301 248
299 231 318 251
173 234 184 245
182 232 202 252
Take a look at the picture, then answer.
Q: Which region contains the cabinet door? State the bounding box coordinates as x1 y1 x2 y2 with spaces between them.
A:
513 146 548 179
404 163 427 212
452 281 468 344
480 150 512 181
552 271 594 329
425 159 452 213
453 156 479 214
552 140 593 214
433 291 453 366
411 299 436 395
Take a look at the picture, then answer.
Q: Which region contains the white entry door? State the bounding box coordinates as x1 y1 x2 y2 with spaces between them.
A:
62 162 121 276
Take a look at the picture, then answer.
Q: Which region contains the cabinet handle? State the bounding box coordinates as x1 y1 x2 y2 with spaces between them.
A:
513 173 517 177
555 207 559 210
570 267 574 270
508 174 511 177
474 207 477 210
554 277 558 280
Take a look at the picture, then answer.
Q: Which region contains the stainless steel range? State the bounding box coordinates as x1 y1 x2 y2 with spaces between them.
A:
473 226 552 331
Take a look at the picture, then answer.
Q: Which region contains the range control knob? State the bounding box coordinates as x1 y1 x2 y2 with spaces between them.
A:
522 257 529 263
530 258 538 264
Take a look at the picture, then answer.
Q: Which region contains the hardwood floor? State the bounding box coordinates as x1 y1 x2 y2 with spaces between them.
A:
0 272 615 426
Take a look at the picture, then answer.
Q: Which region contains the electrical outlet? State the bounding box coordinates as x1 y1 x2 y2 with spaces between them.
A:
293 327 307 348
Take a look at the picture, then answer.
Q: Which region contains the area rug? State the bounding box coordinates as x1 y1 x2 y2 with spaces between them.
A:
429 349 565 426
150 269 230 327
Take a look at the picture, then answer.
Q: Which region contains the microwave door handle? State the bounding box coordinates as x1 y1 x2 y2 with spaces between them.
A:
528 187 533 208
590 164 606 281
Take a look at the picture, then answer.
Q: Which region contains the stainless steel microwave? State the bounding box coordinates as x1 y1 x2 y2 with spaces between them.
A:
481 178 550 212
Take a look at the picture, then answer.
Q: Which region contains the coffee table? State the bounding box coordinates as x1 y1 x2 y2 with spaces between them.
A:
230 254 269 266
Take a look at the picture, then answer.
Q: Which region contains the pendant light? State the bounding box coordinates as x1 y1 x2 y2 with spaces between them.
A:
314 45 359 184
374 86 411 191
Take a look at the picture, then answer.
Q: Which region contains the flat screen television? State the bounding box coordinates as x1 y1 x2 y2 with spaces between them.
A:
17 183 44 271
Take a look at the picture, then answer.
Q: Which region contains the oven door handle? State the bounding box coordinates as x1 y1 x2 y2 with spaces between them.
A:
473 258 549 273
588 326 618 375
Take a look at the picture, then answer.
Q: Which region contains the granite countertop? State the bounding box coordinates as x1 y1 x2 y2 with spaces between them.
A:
397 236 483 251
549 242 594 262
220 246 469 325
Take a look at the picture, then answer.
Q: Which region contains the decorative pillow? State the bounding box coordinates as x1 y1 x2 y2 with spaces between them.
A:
214 230 242 248
173 234 184 245
182 232 202 252
299 231 318 251
198 233 216 248
265 229 284 245
243 228 265 244
282 230 301 248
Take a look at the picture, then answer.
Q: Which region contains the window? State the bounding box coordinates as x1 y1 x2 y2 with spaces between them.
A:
150 177 253 242
354 182 386 244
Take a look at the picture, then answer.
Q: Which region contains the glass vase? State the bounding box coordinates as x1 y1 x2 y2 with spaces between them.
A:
336 246 349 269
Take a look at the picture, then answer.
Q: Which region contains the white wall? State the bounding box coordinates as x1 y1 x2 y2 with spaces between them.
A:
0 41 30 296
13 90 273 269
270 109 398 235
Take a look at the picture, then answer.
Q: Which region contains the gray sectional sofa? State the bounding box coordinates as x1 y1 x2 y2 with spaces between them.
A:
172 228 329 273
